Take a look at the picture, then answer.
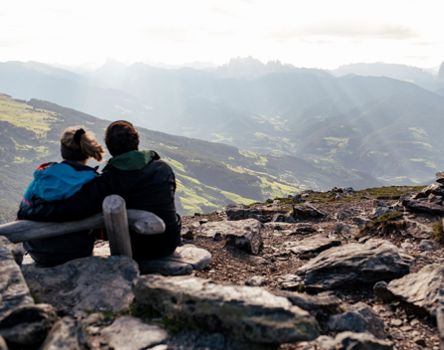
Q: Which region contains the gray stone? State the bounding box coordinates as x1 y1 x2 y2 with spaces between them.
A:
298 239 410 290
0 238 33 320
22 256 139 314
0 304 57 348
292 204 326 221
277 291 342 317
386 264 444 317
414 184 444 199
436 172 444 185
277 274 304 291
139 244 212 275
101 316 168 350
134 275 320 344
245 275 267 287
327 302 386 339
317 332 393 350
403 198 444 215
40 317 88 350
0 237 24 266
289 234 341 259
196 219 262 254
419 239 437 252
226 205 288 223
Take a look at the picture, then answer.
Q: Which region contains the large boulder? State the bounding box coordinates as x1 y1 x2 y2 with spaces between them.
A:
139 244 211 276
195 219 262 254
134 275 320 344
385 264 444 317
101 316 168 350
22 256 139 314
327 302 386 339
40 317 88 350
0 238 33 320
0 304 57 348
292 204 326 221
298 239 410 290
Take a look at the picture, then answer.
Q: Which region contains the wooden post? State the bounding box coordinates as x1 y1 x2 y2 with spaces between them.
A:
102 195 132 258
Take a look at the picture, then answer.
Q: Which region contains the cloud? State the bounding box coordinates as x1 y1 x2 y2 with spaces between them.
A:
269 23 418 41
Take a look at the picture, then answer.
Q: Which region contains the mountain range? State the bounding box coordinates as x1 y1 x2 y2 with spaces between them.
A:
1 58 444 222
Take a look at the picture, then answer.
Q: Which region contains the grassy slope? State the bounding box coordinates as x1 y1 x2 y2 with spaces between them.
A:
0 94 301 222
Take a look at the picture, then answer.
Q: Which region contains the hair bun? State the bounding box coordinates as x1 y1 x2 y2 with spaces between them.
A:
73 128 86 144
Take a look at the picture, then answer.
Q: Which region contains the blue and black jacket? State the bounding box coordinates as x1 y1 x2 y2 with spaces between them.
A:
19 161 98 266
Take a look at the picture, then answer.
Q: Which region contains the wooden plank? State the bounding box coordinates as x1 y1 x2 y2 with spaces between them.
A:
0 211 165 244
102 195 132 257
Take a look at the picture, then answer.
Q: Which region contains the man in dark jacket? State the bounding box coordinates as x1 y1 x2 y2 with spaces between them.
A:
18 120 181 261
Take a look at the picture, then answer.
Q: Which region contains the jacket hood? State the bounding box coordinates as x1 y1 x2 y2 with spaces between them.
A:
106 150 159 171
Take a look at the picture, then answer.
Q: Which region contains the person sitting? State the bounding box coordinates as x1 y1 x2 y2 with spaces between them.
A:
19 127 104 266
18 120 181 263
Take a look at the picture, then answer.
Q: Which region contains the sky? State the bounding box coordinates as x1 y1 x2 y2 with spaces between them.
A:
1 0 444 69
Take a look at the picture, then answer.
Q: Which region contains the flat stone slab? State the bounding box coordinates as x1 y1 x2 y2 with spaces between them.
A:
22 256 139 315
298 239 410 290
289 234 341 258
403 198 444 215
134 275 320 344
196 219 262 254
0 237 34 320
386 263 444 317
226 205 289 223
139 244 212 276
101 316 168 350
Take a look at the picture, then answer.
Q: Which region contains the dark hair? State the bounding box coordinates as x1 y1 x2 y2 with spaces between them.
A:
60 127 104 161
105 120 139 156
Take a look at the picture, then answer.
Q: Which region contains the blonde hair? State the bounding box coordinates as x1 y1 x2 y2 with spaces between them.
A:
60 126 105 162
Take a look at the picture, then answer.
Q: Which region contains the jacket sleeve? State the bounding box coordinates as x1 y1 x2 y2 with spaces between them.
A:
17 172 117 222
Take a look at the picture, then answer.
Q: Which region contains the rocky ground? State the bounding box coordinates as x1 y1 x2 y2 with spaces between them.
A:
1 175 444 349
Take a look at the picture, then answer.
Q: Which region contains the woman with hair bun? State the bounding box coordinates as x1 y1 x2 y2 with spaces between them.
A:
19 126 105 266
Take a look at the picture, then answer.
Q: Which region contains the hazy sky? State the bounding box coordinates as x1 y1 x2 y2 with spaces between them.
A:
1 0 443 69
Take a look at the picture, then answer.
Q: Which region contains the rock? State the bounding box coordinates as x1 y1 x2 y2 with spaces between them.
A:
40 317 88 350
245 275 267 287
101 316 168 350
317 332 393 350
272 213 296 223
373 281 394 302
414 184 444 199
22 256 139 314
327 302 386 339
0 238 34 320
277 274 304 291
403 198 444 215
0 304 57 348
0 237 24 266
386 264 444 317
277 291 342 318
196 219 263 254
134 275 320 344
298 239 410 290
436 172 444 185
289 234 341 259
139 244 212 275
335 209 355 221
226 205 288 223
292 204 326 221
419 239 437 252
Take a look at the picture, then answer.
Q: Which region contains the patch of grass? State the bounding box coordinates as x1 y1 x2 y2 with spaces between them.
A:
432 220 444 244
